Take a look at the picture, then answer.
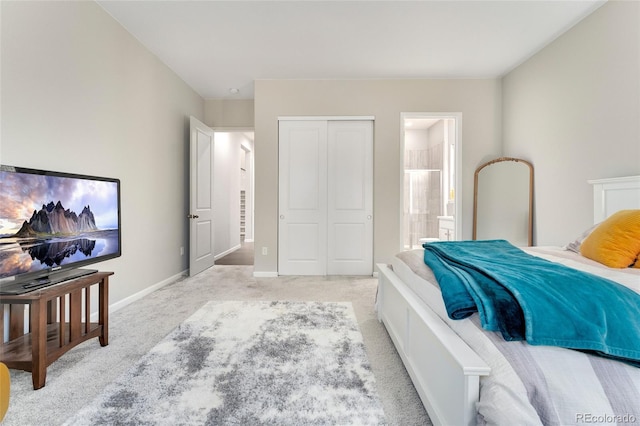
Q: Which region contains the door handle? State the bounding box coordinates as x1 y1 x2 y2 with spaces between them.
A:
187 214 199 219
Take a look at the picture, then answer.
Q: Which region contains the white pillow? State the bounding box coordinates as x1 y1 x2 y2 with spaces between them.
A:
564 223 598 253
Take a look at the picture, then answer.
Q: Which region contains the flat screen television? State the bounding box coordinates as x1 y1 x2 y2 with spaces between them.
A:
0 165 121 294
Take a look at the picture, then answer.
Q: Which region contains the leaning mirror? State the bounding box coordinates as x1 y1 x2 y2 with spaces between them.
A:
473 157 534 246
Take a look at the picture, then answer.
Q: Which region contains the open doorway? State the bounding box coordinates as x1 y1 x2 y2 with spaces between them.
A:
401 113 461 250
214 130 255 265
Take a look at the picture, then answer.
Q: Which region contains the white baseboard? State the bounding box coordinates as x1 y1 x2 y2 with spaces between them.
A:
253 271 278 278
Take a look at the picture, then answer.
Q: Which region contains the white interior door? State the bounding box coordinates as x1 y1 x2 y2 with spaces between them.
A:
189 116 215 276
327 121 373 275
278 120 327 275
278 118 373 276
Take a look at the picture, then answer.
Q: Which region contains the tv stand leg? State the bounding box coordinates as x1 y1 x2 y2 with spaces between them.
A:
31 298 47 390
98 276 109 347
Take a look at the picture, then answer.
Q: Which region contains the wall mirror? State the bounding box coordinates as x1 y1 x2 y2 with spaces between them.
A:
473 157 534 246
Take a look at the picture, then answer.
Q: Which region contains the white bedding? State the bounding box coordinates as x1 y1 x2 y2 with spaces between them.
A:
390 247 640 426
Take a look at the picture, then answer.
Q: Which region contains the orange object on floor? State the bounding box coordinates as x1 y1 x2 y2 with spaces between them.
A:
0 362 9 421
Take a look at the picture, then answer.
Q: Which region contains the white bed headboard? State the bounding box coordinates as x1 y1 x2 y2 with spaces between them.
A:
588 175 640 223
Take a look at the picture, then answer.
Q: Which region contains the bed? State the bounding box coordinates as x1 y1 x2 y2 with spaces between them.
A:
376 176 640 425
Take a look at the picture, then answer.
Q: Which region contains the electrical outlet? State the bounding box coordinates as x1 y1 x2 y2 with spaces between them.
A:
180 247 184 256
262 247 268 255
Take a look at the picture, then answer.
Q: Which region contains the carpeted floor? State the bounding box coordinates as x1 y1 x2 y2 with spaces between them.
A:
3 266 430 425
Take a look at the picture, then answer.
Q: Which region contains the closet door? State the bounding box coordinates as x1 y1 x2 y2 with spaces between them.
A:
278 119 373 276
327 121 373 275
278 120 328 275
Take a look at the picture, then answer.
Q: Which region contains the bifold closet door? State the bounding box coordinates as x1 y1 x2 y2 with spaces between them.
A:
278 119 373 276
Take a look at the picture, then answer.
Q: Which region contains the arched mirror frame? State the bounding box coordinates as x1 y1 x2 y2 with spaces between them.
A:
472 157 534 246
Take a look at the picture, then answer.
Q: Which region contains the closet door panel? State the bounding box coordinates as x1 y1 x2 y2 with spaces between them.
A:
278 121 327 275
287 129 322 210
286 223 320 260
331 128 366 209
327 121 373 275
332 223 365 258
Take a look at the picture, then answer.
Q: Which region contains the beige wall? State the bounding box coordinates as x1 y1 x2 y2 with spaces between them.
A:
1 1 204 305
5 0 631 295
204 99 255 128
254 79 501 274
502 0 640 245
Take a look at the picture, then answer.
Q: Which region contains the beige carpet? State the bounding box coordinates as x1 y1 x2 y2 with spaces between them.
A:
3 265 430 425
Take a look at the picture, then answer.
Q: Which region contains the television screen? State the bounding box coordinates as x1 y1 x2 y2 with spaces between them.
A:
0 165 121 292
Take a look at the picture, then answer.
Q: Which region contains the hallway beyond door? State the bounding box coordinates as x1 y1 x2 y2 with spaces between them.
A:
216 241 254 265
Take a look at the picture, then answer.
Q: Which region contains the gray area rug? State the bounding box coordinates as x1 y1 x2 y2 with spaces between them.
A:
64 300 386 425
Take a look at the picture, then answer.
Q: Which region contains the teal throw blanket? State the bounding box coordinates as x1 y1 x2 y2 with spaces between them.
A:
423 240 640 367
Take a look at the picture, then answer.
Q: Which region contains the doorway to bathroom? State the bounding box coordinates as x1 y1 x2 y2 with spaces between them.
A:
401 113 461 250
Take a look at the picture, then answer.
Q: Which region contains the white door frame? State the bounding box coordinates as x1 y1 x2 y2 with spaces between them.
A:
399 112 462 250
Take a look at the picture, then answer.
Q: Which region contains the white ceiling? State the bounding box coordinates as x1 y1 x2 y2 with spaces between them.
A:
97 0 606 100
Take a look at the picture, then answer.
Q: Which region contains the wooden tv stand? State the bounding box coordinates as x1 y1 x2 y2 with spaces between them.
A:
0 271 112 389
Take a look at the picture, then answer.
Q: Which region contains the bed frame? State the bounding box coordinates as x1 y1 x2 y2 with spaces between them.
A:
588 175 640 222
377 175 640 426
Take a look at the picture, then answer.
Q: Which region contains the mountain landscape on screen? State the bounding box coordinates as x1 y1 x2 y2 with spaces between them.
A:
14 201 98 238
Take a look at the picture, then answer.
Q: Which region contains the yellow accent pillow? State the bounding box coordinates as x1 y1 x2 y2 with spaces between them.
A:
580 210 640 268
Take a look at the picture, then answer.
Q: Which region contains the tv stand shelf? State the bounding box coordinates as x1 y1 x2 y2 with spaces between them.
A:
0 271 112 389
